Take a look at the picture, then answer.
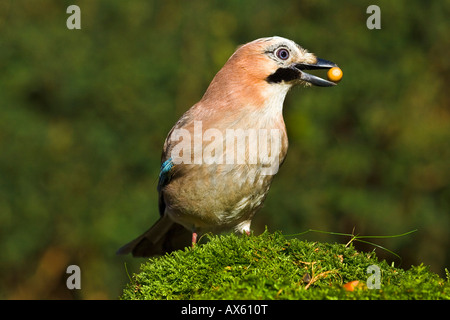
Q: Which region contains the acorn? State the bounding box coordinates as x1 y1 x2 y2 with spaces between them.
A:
327 67 343 82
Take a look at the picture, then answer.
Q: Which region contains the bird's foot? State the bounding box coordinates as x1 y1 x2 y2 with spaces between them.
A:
191 232 198 247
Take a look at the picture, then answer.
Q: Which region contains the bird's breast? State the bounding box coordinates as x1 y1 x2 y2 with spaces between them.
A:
162 88 289 231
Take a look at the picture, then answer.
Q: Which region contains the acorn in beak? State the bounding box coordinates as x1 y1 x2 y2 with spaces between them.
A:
294 58 339 87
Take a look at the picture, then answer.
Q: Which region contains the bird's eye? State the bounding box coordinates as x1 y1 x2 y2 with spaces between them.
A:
276 48 290 60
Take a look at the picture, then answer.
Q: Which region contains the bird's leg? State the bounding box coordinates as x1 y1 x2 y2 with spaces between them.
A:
191 232 198 247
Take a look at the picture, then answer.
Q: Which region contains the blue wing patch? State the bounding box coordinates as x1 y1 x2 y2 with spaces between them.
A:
158 158 174 192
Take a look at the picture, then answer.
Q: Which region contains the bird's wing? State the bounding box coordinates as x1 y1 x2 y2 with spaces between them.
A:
158 157 174 192
157 157 174 217
157 110 193 214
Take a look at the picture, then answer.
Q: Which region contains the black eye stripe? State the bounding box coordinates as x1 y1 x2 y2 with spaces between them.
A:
266 67 299 83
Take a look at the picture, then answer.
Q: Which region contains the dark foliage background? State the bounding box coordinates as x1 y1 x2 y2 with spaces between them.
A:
0 0 448 299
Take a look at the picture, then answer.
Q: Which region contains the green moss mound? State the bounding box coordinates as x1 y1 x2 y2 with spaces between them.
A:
121 231 449 300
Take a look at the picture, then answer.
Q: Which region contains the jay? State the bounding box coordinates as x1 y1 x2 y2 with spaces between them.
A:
118 36 339 256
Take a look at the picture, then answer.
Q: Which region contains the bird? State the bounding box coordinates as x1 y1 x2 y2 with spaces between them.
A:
117 36 339 257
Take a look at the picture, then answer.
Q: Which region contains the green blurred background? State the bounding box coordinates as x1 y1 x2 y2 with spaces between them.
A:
0 0 448 299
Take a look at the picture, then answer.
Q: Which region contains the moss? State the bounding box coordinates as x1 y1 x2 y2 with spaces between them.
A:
121 231 450 300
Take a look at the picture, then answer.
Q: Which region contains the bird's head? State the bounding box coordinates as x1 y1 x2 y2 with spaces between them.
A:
201 36 338 109
234 36 338 87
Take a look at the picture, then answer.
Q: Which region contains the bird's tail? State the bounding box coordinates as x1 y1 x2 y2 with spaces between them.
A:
116 214 191 257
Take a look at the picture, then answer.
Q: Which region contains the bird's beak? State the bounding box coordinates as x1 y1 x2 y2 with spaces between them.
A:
293 58 338 87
